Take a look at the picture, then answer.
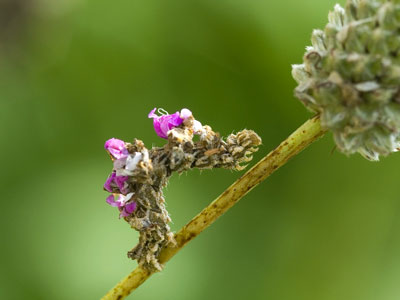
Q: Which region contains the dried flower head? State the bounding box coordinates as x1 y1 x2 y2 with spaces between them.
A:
103 108 261 271
292 0 400 161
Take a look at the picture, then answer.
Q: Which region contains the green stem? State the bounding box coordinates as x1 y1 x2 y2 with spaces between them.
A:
101 115 326 300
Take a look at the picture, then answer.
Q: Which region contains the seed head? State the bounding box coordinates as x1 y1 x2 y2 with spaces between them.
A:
293 0 400 160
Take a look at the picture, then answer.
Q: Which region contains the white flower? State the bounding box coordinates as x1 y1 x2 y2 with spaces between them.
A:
193 120 203 134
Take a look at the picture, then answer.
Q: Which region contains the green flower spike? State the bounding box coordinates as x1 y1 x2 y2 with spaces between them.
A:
292 0 400 161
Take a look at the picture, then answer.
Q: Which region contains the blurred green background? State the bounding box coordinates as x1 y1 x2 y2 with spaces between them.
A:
2 0 400 299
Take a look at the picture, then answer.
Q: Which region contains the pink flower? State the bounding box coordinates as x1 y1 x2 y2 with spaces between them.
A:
106 194 123 207
148 108 192 139
106 193 137 218
119 201 137 218
104 138 128 159
104 172 129 194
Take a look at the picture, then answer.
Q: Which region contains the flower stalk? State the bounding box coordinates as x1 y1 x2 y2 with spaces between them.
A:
102 115 326 300
103 108 262 272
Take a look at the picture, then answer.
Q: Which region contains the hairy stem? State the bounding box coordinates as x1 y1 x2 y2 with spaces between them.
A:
101 115 326 300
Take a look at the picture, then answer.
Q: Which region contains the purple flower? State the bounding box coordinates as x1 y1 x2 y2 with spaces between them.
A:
104 173 116 192
104 172 129 194
106 194 123 207
106 193 137 218
105 138 129 159
114 175 129 193
119 201 137 218
148 108 191 139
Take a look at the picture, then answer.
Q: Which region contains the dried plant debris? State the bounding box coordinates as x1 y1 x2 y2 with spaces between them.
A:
103 108 261 272
292 0 400 161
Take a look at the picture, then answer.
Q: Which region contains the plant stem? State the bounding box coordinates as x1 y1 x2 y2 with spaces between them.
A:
101 115 326 300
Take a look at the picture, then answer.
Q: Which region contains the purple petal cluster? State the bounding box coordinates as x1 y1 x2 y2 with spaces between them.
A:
104 172 129 194
105 138 129 159
106 193 137 218
148 108 193 139
119 201 137 218
104 108 200 218
104 138 137 218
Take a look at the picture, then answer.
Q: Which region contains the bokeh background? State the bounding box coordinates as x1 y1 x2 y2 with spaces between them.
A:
2 0 400 299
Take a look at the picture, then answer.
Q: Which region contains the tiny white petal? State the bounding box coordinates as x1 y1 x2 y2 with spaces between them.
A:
117 192 134 205
143 150 149 162
125 192 134 201
180 108 192 119
125 152 143 171
193 120 203 133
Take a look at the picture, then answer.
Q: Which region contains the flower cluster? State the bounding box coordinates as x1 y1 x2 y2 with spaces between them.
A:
106 193 136 217
148 107 202 138
103 138 149 218
103 107 261 271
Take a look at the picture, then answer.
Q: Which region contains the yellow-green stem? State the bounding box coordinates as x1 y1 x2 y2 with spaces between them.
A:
102 115 326 300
